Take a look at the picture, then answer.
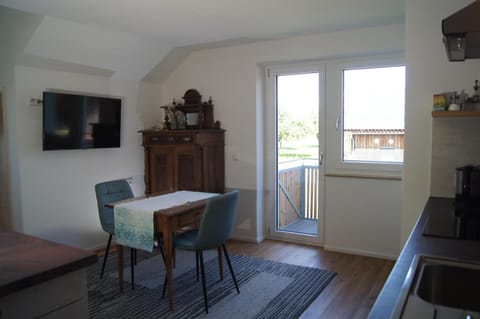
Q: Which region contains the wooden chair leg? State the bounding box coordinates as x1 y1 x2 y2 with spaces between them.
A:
199 250 209 313
222 244 239 294
130 248 135 290
100 234 112 279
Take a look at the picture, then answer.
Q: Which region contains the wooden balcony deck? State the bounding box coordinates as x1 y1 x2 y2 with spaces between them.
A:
278 160 319 233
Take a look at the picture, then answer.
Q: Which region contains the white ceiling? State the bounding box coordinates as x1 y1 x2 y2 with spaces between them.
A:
0 0 405 81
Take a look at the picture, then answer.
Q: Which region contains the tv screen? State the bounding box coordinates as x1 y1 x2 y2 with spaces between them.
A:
42 91 121 150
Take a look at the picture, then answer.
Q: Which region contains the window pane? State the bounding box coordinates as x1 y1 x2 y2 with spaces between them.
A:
276 73 320 236
277 73 319 162
342 66 405 163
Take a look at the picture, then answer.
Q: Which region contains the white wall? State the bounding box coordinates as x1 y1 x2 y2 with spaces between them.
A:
161 24 404 255
325 177 401 258
0 7 43 231
12 66 160 249
402 0 480 244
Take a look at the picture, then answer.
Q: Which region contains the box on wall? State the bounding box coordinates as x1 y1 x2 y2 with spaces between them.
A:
433 92 456 111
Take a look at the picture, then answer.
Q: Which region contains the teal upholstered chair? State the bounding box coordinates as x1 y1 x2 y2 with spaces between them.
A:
95 179 169 289
164 190 240 313
95 179 136 280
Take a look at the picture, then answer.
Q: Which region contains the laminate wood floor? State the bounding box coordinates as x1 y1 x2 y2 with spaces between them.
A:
226 239 395 319
97 239 394 319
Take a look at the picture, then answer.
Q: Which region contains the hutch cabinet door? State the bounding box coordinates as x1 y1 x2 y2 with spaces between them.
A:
175 145 201 191
149 146 175 194
201 144 225 193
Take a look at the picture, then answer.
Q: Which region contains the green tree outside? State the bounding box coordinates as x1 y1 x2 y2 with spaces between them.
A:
278 110 318 160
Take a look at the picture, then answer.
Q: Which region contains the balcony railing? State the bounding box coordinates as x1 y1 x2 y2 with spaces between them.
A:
278 159 319 231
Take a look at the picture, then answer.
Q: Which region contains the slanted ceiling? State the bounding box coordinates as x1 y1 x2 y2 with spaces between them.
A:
22 16 172 81
0 0 405 82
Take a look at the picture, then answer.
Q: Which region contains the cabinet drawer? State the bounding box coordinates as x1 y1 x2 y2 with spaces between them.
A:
148 135 175 144
175 134 196 143
147 134 196 144
0 270 87 319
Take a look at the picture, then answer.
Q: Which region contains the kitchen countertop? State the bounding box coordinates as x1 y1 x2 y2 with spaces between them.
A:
368 197 480 318
0 231 97 297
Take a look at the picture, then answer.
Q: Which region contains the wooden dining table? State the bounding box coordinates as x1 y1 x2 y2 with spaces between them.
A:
109 191 217 310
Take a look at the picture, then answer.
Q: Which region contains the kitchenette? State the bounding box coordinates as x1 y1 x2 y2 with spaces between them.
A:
369 95 480 318
372 108 480 318
368 2 480 317
368 196 480 318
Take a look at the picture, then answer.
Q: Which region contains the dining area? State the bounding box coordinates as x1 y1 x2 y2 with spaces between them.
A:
86 119 335 318
95 179 241 314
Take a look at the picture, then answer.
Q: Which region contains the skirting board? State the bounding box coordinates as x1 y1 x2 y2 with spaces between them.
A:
87 242 110 252
231 233 265 244
323 244 398 260
266 235 324 247
89 237 397 261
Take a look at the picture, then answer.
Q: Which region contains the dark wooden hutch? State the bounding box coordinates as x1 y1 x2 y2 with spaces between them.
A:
141 90 225 195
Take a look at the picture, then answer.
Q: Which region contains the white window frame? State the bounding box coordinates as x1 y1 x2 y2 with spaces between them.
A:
264 62 326 245
325 54 405 178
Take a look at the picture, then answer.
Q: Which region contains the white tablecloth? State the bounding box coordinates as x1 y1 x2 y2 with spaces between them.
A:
114 191 218 252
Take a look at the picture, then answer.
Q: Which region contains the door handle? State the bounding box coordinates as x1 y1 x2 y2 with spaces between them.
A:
320 152 324 165
335 116 340 131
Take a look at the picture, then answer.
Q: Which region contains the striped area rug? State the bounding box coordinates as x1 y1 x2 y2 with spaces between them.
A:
88 249 336 319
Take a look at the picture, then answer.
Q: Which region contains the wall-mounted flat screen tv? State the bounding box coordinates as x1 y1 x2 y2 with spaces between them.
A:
42 91 121 150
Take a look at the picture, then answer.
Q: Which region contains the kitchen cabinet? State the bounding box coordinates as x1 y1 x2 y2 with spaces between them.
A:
141 129 225 195
0 232 96 319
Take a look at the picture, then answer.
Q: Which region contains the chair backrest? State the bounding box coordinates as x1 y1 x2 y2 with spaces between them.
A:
194 190 239 251
95 179 134 234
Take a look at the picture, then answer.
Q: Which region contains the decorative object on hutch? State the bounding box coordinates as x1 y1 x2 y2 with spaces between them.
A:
161 89 219 130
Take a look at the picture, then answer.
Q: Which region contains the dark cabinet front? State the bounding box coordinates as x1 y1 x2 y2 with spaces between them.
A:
142 130 225 195
175 145 201 191
149 146 175 193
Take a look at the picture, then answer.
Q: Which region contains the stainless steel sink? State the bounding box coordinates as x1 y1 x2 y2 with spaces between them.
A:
391 255 480 319
416 260 480 312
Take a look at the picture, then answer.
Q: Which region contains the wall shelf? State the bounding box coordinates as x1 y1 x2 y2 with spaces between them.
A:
432 110 480 117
